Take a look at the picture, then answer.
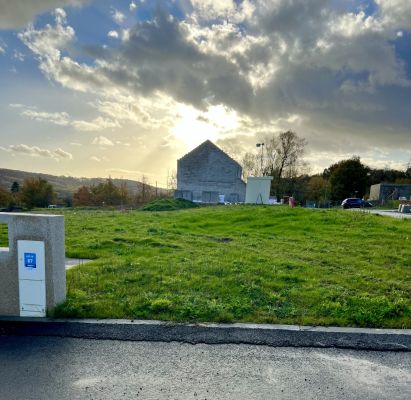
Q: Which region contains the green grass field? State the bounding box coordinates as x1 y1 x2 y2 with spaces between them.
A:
2 205 410 327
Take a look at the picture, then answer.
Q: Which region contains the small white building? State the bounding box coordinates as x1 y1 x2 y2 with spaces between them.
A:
245 176 273 204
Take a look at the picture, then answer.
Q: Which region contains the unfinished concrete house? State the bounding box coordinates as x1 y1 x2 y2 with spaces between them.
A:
369 183 411 202
175 140 246 203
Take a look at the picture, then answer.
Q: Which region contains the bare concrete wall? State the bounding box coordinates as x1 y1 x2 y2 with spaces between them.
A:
369 183 411 202
0 213 65 316
176 140 246 202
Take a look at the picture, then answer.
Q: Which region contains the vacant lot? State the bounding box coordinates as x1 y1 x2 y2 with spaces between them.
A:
3 206 409 327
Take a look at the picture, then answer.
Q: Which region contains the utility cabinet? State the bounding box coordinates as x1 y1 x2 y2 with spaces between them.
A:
17 240 46 317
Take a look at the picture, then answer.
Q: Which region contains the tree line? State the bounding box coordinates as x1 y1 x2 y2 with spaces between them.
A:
0 178 55 210
0 177 164 210
230 130 411 204
72 177 159 207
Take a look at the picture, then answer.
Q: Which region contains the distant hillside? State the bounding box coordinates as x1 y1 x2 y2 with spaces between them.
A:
0 168 169 198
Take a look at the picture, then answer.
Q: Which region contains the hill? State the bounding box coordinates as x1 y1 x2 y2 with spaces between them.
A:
0 168 168 199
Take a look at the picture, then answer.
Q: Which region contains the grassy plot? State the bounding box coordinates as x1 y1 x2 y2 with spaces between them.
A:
24 206 411 327
0 223 8 247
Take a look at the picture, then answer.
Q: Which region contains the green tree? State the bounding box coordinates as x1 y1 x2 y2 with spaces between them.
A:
325 157 370 201
21 177 56 208
10 181 20 193
0 187 13 208
306 175 330 204
9 181 21 208
91 178 122 206
73 186 95 207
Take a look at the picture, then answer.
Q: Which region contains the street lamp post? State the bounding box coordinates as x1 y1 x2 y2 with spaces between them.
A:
256 143 264 176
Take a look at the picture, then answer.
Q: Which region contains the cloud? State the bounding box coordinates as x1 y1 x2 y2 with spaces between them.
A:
190 0 255 22
375 0 411 29
13 49 25 61
9 103 27 108
107 30 119 39
20 109 70 126
129 2 137 12
111 9 125 24
90 156 101 162
18 9 109 94
0 38 5 54
91 136 114 146
72 116 121 131
12 103 120 131
0 0 89 29
105 168 154 177
54 147 73 159
2 144 73 160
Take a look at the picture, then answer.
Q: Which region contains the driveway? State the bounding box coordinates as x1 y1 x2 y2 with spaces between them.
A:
0 336 410 400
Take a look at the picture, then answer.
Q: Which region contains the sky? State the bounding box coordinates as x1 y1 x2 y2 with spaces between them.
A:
0 0 410 186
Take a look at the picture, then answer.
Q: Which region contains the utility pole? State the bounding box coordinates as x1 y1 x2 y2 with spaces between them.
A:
256 143 264 176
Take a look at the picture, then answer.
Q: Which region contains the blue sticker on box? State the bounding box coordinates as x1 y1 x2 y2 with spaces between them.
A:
24 253 36 268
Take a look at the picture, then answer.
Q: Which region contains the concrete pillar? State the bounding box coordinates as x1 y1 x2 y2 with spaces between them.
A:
0 213 65 316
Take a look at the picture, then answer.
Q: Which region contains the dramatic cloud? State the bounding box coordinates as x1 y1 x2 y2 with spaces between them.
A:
1 0 409 180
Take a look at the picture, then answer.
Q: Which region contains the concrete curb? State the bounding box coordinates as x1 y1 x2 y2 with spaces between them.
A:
0 318 410 351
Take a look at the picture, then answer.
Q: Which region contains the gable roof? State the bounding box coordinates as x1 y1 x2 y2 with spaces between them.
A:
178 140 242 169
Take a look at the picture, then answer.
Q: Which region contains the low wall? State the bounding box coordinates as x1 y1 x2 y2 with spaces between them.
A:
0 213 65 316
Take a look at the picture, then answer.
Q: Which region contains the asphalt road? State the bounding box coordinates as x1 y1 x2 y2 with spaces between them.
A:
0 336 410 400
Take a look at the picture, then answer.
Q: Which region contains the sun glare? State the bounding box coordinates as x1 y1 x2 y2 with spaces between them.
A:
171 104 239 150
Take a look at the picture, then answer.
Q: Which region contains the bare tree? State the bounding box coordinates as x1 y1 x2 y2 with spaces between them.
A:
167 169 177 190
264 130 307 181
238 131 307 195
241 151 261 179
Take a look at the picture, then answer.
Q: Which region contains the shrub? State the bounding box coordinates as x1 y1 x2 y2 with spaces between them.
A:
142 198 199 211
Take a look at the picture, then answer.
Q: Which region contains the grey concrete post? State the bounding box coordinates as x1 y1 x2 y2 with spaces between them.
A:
0 213 65 316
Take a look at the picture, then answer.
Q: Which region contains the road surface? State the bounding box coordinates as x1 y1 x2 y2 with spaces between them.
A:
0 336 410 399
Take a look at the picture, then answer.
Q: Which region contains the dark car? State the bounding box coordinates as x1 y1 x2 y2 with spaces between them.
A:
341 198 373 209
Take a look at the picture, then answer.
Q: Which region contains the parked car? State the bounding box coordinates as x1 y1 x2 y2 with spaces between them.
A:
341 198 373 209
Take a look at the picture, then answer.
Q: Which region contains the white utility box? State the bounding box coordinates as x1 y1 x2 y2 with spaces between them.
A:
245 176 273 204
17 240 46 317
